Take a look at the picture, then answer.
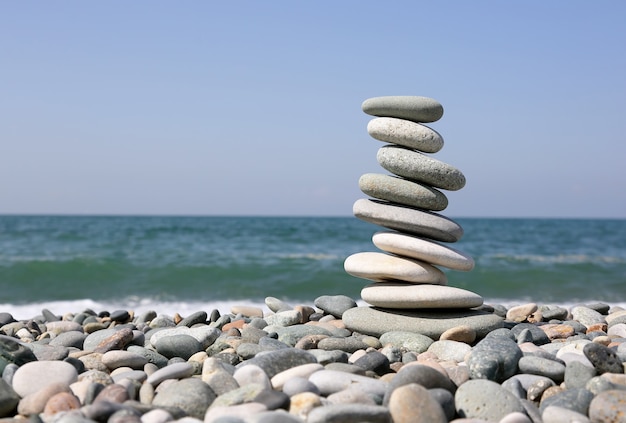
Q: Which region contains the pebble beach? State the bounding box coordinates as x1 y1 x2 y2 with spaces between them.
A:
1 297 626 423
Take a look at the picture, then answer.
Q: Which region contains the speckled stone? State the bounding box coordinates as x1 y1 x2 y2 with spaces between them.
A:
361 283 482 309
588 389 626 423
467 336 522 382
342 306 503 339
353 198 463 242
362 95 444 123
377 145 466 191
344 252 447 284
455 379 525 421
372 231 474 271
152 378 216 420
378 331 434 353
389 383 447 423
366 117 444 153
359 173 448 211
583 342 624 374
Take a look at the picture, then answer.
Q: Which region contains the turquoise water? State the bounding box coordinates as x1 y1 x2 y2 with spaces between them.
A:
1 215 625 318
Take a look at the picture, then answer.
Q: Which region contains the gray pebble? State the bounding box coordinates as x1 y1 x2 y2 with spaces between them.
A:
306 403 390 423
518 355 566 383
455 379 525 421
314 295 357 318
467 335 522 382
539 387 594 415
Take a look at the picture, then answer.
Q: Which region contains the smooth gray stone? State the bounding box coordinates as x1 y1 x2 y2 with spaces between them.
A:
49 331 87 349
511 323 550 345
542 406 591 423
383 363 456 406
126 345 169 368
152 378 216 420
539 387 595 415
377 145 466 191
518 356 566 383
0 377 19 417
246 410 302 423
154 334 201 360
236 348 316 379
307 403 390 423
366 117 444 153
314 295 358 318
372 231 474 271
109 310 130 323
264 310 301 327
352 351 390 374
353 198 463 242
146 362 194 386
571 306 606 327
83 328 117 351
28 343 69 361
264 297 293 313
252 389 290 410
306 349 348 365
359 173 448 211
429 388 456 421
342 306 503 339
379 331 433 353
565 361 597 389
455 379 525 421
176 311 207 327
317 337 368 353
467 335 522 383
361 283 482 309
271 325 333 347
362 96 444 123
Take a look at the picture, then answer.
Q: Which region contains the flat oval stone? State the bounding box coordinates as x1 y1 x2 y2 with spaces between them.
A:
377 145 466 191
359 173 448 211
467 336 522 382
342 307 503 339
361 283 483 309
362 96 444 123
379 331 433 353
344 252 447 284
372 231 473 271
367 117 444 153
353 199 463 242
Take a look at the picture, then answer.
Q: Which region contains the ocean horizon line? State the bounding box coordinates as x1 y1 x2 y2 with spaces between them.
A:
1 213 625 221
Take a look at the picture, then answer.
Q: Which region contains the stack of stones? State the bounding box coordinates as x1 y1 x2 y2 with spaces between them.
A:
342 96 502 340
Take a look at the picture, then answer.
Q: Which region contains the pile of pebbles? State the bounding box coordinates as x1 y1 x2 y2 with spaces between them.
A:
1 297 626 423
342 95 501 340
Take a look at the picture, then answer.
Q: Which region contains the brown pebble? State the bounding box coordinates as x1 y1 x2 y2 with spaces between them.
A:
294 305 315 323
593 335 612 346
506 303 538 322
93 328 134 354
230 305 264 318
587 323 608 333
43 392 81 415
225 328 241 337
94 383 130 403
540 385 565 404
289 392 321 420
389 362 404 373
540 324 575 340
173 313 183 324
294 334 328 350
389 383 448 423
222 319 246 331
440 325 476 344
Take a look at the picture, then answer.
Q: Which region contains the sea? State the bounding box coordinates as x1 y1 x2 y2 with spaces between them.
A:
1 215 625 320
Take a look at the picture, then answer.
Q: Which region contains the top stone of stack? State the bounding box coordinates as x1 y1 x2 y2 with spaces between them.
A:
362 96 444 123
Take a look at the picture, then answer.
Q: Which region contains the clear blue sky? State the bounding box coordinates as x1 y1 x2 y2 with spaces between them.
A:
2 2 625 218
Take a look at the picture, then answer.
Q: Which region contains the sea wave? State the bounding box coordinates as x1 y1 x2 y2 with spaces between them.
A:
487 253 625 265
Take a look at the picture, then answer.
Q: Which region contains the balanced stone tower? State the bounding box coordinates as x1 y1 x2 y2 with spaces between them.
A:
342 96 503 340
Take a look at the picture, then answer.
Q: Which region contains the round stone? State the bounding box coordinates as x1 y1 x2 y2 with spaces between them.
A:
455 379 525 421
361 283 483 309
12 361 78 397
372 231 474 271
342 306 503 339
377 145 466 191
344 252 447 284
367 117 444 153
359 173 448 211
353 199 463 242
362 96 444 123
388 383 447 423
588 389 626 423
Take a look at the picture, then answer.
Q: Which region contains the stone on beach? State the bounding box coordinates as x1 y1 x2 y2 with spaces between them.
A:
372 231 474 271
342 306 503 339
359 173 449 211
344 251 447 284
362 95 444 123
360 283 483 309
377 144 466 191
353 198 463 242
367 117 444 153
